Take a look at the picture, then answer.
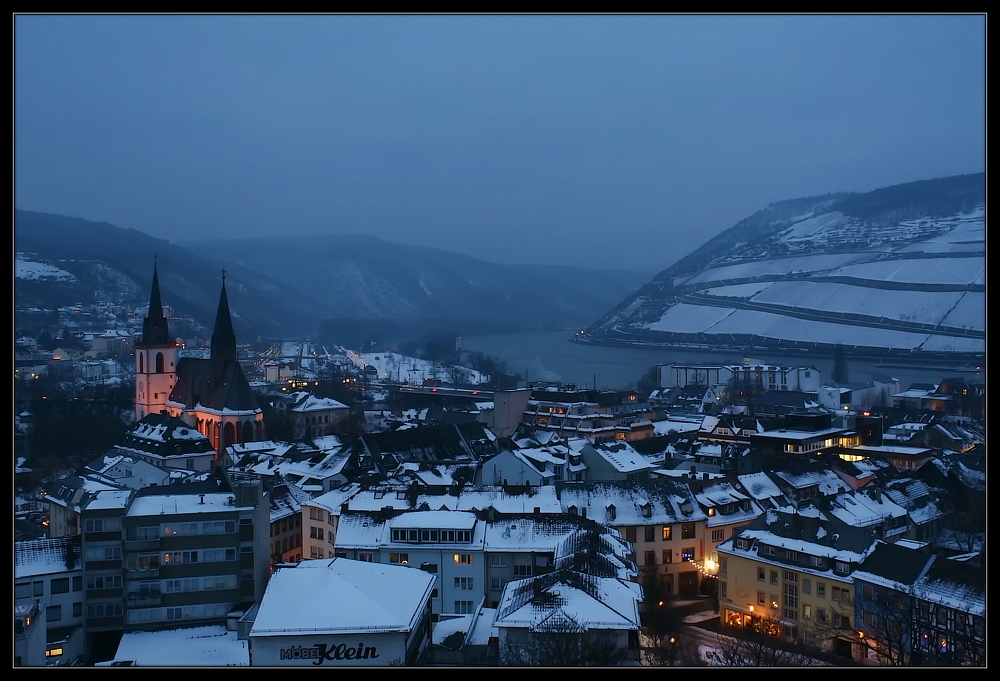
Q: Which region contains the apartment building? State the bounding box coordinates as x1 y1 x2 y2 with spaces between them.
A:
119 481 270 630
14 537 86 664
77 476 270 637
717 510 878 661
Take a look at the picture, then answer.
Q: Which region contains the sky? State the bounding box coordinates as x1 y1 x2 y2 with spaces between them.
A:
15 14 986 272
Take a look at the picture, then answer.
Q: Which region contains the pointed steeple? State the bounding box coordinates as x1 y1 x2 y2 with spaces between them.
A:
139 262 172 346
210 271 238 370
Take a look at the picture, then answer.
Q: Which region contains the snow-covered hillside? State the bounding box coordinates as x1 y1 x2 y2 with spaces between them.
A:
587 173 985 359
16 254 77 281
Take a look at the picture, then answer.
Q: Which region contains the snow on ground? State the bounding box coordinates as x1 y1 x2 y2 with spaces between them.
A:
682 253 871 286
940 292 986 330
703 282 775 298
15 256 77 281
749 282 971 328
776 211 849 242
704 308 932 349
351 351 488 386
683 610 719 624
897 207 985 253
649 303 736 333
826 256 984 286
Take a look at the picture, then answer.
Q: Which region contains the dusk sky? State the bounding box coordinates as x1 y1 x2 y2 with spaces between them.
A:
15 14 985 272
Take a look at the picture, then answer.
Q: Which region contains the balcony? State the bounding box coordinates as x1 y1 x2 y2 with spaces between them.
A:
126 566 159 578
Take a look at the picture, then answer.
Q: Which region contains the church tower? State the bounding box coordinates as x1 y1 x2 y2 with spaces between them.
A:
134 263 178 421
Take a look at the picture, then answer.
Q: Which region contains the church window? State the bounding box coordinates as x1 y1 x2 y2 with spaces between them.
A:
156 353 165 373
138 354 144 373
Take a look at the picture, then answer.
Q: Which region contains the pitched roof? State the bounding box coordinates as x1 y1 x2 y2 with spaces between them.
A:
853 541 933 587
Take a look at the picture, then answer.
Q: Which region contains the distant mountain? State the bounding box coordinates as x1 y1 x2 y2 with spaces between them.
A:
585 173 985 360
182 233 648 336
15 210 648 342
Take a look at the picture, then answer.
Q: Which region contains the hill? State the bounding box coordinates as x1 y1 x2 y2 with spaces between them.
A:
15 211 647 342
584 173 985 361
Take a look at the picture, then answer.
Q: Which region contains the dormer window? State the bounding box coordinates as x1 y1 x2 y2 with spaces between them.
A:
606 504 616 521
641 503 652 519
707 507 715 517
735 538 750 550
568 505 578 516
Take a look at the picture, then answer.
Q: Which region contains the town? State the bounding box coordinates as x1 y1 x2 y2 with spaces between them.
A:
14 267 985 667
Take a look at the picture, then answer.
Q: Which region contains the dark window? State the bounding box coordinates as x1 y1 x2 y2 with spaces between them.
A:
72 576 82 592
47 605 61 622
51 578 70 594
645 551 656 566
644 526 655 542
73 602 82 617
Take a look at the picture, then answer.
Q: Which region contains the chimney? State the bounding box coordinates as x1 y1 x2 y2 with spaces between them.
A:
702 473 709 481
199 494 205 504
690 465 697 475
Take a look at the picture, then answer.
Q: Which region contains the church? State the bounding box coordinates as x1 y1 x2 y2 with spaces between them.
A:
134 264 265 454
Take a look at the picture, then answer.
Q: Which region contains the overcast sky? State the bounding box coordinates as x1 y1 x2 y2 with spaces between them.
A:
15 14 985 272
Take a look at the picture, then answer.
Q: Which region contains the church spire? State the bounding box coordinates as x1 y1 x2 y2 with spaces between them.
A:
139 261 172 346
210 271 238 369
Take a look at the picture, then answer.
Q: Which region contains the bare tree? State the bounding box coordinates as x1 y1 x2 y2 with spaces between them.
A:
711 614 819 667
499 613 632 667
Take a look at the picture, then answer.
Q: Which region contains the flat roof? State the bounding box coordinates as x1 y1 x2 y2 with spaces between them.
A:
126 492 249 517
388 511 477 531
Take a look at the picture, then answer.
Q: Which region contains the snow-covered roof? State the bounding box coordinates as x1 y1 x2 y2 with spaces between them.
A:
756 427 847 441
465 608 498 646
127 492 251 517
589 442 656 473
340 485 563 515
389 510 477 530
493 571 641 632
307 483 363 515
852 444 934 456
652 418 703 436
557 480 707 526
269 483 315 523
286 391 349 412
695 482 749 507
432 615 474 646
86 489 134 510
251 559 435 636
15 537 79 579
823 490 908 529
772 468 848 495
109 625 249 666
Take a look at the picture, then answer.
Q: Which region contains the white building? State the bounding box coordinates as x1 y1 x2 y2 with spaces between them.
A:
15 537 86 665
657 360 821 394
84 454 170 490
248 558 435 666
335 511 486 617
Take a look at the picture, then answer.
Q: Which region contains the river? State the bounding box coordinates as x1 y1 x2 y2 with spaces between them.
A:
459 330 984 391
